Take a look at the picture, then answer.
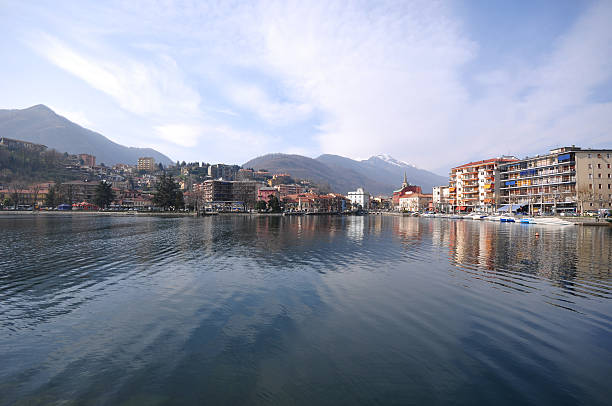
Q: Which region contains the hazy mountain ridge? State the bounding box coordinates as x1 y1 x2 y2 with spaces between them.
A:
0 105 173 166
244 153 447 195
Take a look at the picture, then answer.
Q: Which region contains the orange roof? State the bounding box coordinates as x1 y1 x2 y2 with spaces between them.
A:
452 157 518 170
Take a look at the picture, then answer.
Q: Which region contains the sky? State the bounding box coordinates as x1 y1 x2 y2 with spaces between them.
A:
1 0 611 174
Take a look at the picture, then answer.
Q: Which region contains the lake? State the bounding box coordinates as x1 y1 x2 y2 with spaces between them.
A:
1 214 611 405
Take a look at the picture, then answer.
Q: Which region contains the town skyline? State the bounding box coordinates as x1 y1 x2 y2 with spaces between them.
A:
2 1 612 174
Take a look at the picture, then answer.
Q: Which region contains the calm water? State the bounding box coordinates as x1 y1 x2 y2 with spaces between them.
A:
1 214 611 405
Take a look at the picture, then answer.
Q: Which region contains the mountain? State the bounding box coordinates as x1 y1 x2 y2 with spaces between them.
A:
243 153 447 195
243 153 373 194
0 105 173 166
317 154 448 193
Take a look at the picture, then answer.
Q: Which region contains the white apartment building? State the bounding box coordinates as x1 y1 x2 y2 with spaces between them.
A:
433 186 452 212
348 187 370 209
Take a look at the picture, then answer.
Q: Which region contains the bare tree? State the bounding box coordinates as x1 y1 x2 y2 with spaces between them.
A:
9 182 25 209
575 185 592 214
31 183 41 209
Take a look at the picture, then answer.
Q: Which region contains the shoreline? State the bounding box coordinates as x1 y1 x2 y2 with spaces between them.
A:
0 210 609 225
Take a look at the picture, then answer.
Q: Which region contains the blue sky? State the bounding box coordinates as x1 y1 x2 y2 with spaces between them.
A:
1 0 611 174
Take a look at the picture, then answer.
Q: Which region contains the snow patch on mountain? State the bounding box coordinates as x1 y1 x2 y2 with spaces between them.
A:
371 154 416 168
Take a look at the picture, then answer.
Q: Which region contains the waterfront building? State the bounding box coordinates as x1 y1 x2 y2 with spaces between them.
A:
197 179 259 211
370 196 391 210
432 186 452 213
398 192 433 212
60 180 98 204
137 157 156 172
282 193 348 213
449 156 517 213
347 187 370 210
257 186 278 202
0 182 53 207
392 173 422 209
498 146 612 214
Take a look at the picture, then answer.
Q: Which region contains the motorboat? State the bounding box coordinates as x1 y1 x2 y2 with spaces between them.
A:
536 217 574 226
500 215 515 223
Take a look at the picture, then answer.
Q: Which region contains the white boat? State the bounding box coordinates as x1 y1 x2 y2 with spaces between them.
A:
487 215 502 222
536 217 574 226
467 212 488 220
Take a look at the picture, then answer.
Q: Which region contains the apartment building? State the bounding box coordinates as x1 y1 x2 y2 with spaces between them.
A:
432 186 452 212
208 164 240 180
347 187 370 209
60 180 98 204
0 137 47 152
137 157 156 172
275 184 305 197
197 179 259 210
398 192 433 212
498 147 612 213
79 154 96 167
449 157 517 212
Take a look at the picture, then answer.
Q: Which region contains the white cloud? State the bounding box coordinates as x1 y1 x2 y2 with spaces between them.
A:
225 83 312 125
9 0 612 169
28 33 200 118
51 107 93 128
155 124 202 147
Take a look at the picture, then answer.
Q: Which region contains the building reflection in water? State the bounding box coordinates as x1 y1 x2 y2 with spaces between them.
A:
391 217 611 300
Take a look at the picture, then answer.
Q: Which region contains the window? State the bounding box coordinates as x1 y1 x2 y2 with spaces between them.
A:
598 173 602 178
589 173 592 179
599 184 602 189
609 184 611 189
588 153 592 158
598 164 601 169
608 164 611 169
589 184 593 189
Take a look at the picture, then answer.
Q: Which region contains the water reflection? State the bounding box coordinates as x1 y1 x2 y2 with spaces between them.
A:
0 214 611 405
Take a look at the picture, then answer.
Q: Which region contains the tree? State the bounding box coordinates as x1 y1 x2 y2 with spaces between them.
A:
268 195 282 213
9 182 24 209
255 200 267 211
31 184 41 208
94 181 115 209
153 173 183 210
45 185 58 208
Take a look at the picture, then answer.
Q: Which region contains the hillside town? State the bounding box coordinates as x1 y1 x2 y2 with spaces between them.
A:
1 137 611 215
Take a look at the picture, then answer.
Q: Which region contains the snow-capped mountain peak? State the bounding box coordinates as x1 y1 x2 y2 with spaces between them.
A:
372 154 415 168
